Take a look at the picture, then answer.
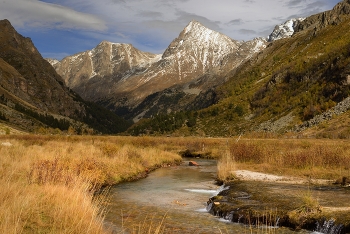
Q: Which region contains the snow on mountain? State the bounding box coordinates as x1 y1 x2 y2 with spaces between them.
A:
240 37 267 57
161 21 241 76
268 18 305 42
46 58 60 66
53 41 161 89
51 20 267 120
113 20 256 103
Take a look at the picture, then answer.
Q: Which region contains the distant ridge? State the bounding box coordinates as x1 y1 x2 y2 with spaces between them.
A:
52 20 266 121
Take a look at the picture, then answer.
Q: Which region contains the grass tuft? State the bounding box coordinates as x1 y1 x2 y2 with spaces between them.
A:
217 150 236 182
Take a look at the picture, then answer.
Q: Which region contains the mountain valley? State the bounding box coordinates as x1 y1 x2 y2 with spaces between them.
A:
1 1 350 137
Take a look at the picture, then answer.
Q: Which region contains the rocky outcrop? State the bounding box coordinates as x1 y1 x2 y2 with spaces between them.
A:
295 96 350 132
295 0 350 33
268 18 305 42
207 181 348 233
255 112 295 133
255 96 350 133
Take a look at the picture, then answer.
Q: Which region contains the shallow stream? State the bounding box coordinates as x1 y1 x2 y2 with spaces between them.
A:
104 158 348 233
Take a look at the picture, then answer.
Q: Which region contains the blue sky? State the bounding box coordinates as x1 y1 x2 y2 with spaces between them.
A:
0 0 341 60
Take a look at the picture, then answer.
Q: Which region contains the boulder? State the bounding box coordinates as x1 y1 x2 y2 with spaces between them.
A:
189 161 199 166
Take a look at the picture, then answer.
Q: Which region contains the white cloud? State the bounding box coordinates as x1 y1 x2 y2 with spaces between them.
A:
41 52 71 60
55 0 338 41
0 0 107 31
0 0 340 57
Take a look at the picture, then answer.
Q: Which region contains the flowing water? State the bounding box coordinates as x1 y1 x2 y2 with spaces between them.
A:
104 158 345 234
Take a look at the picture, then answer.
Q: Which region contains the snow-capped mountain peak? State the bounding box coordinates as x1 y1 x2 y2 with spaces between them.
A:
183 20 214 35
162 20 240 74
180 20 238 48
183 20 202 33
51 42 161 89
268 18 305 42
51 20 267 120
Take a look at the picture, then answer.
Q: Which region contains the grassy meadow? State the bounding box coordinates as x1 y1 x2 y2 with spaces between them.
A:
0 134 349 233
0 135 182 234
217 138 350 182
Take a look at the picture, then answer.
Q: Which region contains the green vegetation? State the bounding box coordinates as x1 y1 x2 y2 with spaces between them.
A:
131 17 350 137
128 111 197 135
14 103 70 130
0 92 131 135
216 18 350 132
81 100 132 134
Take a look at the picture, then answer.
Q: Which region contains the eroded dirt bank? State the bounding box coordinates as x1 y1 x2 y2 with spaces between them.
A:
208 170 350 233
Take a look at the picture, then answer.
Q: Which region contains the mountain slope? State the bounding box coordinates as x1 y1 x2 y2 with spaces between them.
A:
53 21 266 121
128 0 350 137
0 19 130 133
55 41 161 96
198 0 350 136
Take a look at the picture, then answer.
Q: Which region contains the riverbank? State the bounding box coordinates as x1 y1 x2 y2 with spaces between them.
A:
212 138 350 233
208 177 350 233
2 135 350 233
0 135 182 233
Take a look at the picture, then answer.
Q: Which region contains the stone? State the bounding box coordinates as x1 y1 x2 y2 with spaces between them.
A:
189 161 199 166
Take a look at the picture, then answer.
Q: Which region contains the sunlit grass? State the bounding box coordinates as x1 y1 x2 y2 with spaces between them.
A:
0 135 181 233
217 149 236 182
226 138 350 179
1 134 349 233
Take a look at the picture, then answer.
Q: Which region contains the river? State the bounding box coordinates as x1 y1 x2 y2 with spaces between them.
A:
103 158 314 233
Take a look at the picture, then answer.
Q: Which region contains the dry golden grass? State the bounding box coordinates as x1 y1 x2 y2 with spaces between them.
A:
226 138 350 180
217 149 236 182
1 134 349 233
0 135 181 234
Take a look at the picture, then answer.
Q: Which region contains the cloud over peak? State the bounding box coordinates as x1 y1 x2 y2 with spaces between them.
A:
0 0 341 60
0 0 106 31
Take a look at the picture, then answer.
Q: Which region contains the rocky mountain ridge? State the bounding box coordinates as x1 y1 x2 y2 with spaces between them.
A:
295 0 350 33
2 1 350 136
55 41 161 91
127 0 350 137
268 18 305 42
0 19 82 117
0 19 130 133
52 20 267 121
